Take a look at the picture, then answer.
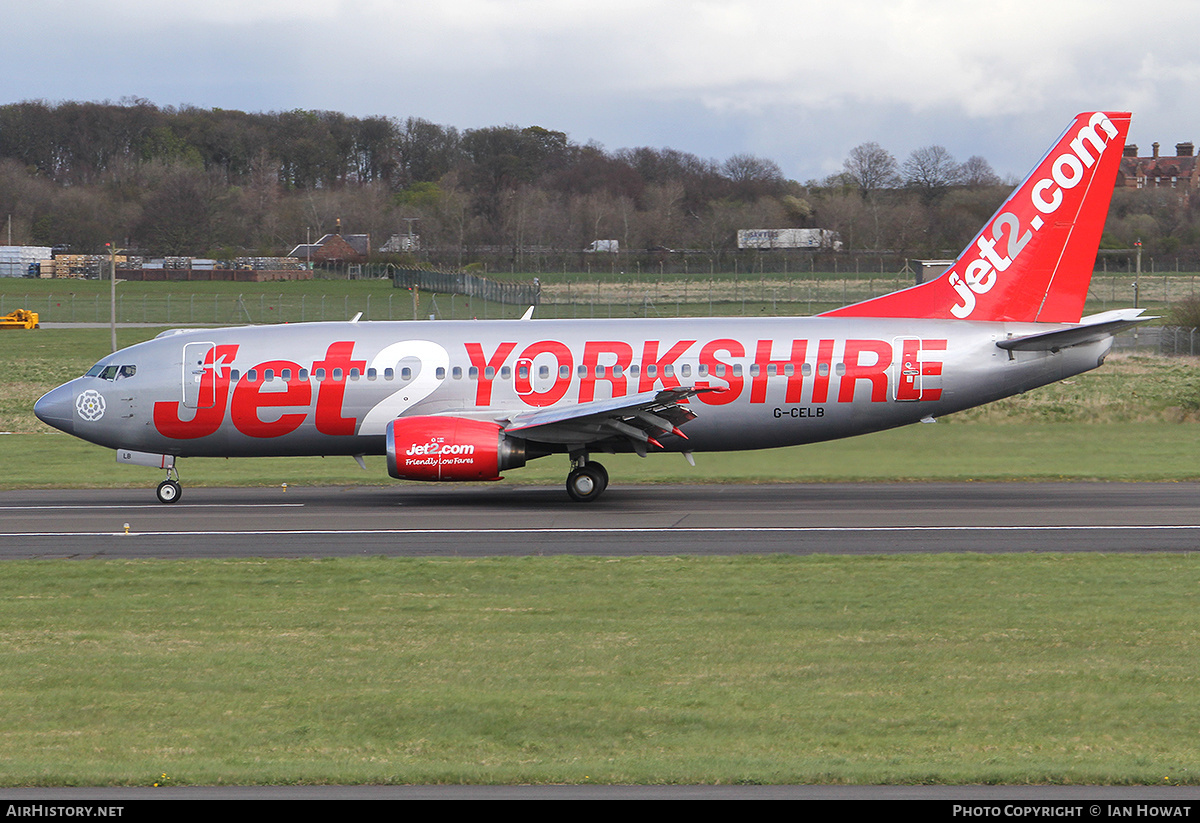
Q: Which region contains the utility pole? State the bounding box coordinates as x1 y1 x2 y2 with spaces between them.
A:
107 243 118 353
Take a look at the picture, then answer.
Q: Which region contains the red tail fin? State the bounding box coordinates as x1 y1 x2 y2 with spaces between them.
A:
822 112 1131 323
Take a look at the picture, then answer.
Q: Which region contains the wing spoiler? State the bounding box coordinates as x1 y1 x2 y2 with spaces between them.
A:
996 309 1156 352
503 386 720 455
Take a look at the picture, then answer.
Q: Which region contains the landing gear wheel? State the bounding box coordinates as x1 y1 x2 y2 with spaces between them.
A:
587 461 608 490
566 463 608 502
156 479 182 504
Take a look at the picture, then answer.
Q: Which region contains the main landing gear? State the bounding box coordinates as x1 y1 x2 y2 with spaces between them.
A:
156 466 182 504
566 457 608 502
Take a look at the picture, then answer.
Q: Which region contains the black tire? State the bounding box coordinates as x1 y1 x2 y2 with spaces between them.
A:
587 461 609 489
156 479 182 504
566 464 608 502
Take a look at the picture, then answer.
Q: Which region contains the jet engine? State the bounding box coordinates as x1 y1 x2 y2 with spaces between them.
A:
386 416 528 481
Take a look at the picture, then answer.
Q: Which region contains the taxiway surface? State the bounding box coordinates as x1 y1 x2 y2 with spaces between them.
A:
3 482 1199 559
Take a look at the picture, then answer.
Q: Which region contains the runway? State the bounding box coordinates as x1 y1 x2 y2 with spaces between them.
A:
3 481 1200 559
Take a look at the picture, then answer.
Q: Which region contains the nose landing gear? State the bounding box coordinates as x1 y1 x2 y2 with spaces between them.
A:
156 467 182 504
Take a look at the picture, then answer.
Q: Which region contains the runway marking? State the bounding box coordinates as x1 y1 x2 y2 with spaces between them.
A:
4 524 1200 538
0 504 305 511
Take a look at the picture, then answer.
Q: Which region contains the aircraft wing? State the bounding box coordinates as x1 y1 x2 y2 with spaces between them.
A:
501 386 718 455
997 309 1156 352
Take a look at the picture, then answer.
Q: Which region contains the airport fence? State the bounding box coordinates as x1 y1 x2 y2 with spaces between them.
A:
4 274 1200 350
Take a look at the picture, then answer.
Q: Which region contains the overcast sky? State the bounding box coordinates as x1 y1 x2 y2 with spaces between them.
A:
8 1 1199 183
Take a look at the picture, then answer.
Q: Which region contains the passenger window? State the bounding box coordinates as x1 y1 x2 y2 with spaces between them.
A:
436 367 446 380
400 367 411 381
558 365 569 379
469 366 479 380
452 367 462 380
314 368 326 381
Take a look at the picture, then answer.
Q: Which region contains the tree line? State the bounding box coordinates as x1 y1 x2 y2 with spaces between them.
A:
0 99 1194 270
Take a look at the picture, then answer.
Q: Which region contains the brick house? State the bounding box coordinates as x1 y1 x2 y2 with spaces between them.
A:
289 221 371 264
1117 141 1199 192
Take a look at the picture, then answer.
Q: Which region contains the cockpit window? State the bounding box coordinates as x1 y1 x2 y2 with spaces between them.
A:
85 363 136 381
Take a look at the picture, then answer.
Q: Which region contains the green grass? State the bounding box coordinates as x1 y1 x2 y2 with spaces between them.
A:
4 271 1198 322
1 554 1199 786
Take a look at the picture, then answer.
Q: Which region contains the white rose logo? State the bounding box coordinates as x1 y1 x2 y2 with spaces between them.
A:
76 390 106 422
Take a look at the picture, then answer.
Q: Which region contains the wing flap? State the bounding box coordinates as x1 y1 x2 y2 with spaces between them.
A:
502 386 716 449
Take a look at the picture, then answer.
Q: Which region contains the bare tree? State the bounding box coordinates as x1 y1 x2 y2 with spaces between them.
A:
902 145 962 198
842 142 900 195
958 155 1001 187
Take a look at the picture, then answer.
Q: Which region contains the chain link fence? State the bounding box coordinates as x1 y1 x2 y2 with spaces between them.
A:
5 275 1200 357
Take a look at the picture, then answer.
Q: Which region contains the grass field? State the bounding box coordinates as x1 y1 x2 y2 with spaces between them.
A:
2 554 1199 786
4 270 1198 322
4 318 1200 786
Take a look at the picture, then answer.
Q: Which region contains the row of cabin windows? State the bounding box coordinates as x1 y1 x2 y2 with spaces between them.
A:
228 361 845 384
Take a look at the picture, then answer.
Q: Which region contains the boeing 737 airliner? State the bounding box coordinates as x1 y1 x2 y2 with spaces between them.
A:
35 111 1146 503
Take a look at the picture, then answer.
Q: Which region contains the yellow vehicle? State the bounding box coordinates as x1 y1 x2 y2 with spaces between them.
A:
0 309 40 329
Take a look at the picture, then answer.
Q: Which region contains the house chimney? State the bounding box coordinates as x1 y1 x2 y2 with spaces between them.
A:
1153 142 1160 159
335 218 342 235
1124 144 1138 157
1176 142 1194 157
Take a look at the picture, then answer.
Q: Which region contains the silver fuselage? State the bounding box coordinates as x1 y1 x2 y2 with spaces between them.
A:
34 315 1110 459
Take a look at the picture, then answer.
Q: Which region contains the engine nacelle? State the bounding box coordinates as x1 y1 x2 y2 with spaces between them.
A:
386 416 527 482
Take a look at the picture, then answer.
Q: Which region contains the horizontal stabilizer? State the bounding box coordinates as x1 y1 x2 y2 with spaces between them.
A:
996 309 1155 352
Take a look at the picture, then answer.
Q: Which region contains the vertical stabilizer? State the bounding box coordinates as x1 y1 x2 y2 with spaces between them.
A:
822 112 1131 323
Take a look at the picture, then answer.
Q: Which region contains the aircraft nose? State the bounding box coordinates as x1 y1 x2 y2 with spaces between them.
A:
34 383 76 435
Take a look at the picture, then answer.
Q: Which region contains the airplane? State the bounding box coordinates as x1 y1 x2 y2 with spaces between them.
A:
35 111 1148 504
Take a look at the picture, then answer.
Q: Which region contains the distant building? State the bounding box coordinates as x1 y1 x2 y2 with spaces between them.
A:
1117 141 1199 192
288 220 370 264
379 233 420 253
